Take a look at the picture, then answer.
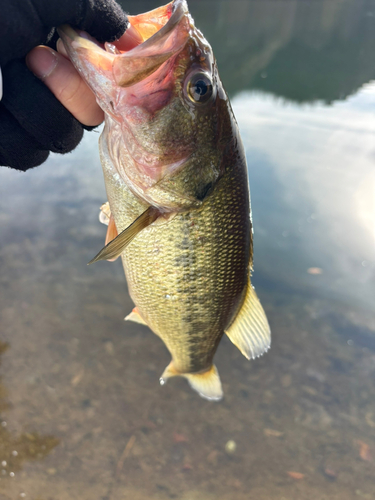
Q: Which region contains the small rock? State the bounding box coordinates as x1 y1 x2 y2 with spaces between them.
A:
323 467 337 480
287 471 304 480
356 440 372 462
225 440 237 454
173 432 188 443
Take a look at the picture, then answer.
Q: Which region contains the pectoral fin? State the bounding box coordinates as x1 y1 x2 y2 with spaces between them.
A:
225 283 271 360
160 362 223 401
88 206 159 264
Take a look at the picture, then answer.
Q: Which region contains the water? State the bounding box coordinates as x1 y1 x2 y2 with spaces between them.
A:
0 1 375 498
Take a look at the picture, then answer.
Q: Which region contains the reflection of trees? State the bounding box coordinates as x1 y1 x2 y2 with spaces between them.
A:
249 5 375 103
193 0 375 103
123 0 375 103
0 342 59 477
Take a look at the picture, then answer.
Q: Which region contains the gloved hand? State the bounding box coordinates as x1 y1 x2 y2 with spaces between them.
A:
0 0 128 171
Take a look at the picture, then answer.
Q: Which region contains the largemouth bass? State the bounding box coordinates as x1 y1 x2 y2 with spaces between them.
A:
59 0 270 401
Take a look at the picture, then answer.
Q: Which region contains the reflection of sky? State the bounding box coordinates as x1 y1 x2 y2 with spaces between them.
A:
233 84 375 309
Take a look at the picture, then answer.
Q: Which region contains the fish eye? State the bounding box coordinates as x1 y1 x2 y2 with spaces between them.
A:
186 72 214 104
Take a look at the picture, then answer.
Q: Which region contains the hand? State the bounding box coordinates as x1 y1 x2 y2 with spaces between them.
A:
0 0 128 171
25 25 143 130
26 41 105 128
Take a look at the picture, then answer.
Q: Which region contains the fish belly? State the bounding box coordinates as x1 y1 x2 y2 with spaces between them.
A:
100 141 251 375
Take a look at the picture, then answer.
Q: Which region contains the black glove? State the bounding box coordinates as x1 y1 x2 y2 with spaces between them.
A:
0 0 128 171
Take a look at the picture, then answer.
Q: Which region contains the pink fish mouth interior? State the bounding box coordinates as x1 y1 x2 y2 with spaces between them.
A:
58 0 191 186
114 3 174 52
58 0 189 88
72 1 176 53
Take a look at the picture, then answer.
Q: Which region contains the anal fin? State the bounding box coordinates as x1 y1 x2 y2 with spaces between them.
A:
160 362 223 401
125 307 147 326
225 283 271 360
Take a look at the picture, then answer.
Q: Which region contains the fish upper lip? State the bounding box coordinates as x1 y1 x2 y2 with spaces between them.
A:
126 0 188 55
58 0 189 56
58 0 191 89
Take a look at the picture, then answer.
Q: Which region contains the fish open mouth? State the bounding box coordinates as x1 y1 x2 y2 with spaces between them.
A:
58 1 198 197
58 0 190 89
118 0 187 50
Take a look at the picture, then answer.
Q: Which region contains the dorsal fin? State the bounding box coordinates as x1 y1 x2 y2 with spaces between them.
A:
225 284 271 360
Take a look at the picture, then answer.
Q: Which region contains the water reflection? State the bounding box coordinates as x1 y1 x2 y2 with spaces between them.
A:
233 87 375 309
189 0 375 102
0 0 375 499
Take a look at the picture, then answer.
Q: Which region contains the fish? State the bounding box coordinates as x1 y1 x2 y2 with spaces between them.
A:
58 0 270 401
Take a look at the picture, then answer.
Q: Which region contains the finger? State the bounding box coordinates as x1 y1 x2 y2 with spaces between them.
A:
38 0 128 43
26 45 104 127
115 25 143 52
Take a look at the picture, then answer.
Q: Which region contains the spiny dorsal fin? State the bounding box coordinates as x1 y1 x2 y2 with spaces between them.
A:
88 206 159 264
125 307 147 326
225 284 271 360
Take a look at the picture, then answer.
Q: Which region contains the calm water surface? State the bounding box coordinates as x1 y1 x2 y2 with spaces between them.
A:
0 1 375 499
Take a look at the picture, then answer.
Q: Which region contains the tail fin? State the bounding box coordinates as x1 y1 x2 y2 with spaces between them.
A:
160 362 223 401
